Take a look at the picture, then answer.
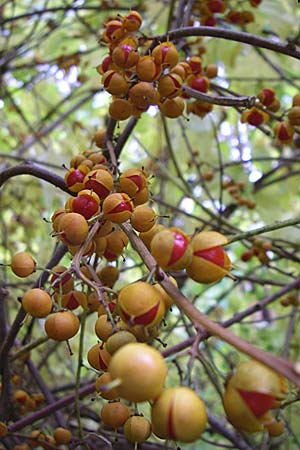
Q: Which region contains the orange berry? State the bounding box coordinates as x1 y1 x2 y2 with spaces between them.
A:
22 288 52 318
11 252 36 278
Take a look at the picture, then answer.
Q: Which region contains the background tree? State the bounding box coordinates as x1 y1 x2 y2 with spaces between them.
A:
1 0 300 449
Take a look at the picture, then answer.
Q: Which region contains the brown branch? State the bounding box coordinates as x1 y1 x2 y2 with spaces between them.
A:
152 26 300 60
0 162 73 195
182 85 257 108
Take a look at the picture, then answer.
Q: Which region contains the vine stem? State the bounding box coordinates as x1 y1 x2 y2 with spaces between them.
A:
226 216 300 244
121 223 300 385
152 26 300 60
74 311 87 440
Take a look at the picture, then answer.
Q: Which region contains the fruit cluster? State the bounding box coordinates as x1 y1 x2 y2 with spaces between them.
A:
191 0 262 27
240 239 272 264
0 426 72 449
222 178 256 210
98 10 220 120
94 342 208 444
241 89 300 145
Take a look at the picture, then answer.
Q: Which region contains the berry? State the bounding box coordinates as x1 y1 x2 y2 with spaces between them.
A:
11 251 36 278
95 314 116 342
93 128 106 148
87 342 111 371
159 96 185 118
123 416 152 443
151 387 207 442
223 360 288 433
112 44 139 69
108 343 167 402
123 10 142 32
136 56 161 82
130 205 157 232
186 231 231 283
119 168 147 198
287 106 300 126
118 281 165 328
58 213 89 246
103 193 133 223
151 227 192 271
157 73 183 99
53 428 72 444
274 121 295 144
44 311 80 341
102 70 129 96
64 165 89 192
71 190 100 219
152 42 179 68
98 265 119 287
109 98 133 121
100 401 130 428
84 169 114 199
129 82 158 110
22 288 52 318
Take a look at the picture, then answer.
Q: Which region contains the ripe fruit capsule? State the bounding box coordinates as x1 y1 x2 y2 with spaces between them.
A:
159 96 185 118
58 213 89 246
130 205 157 232
157 73 183 99
22 288 52 318
136 56 162 82
112 44 139 69
95 314 115 342
109 98 133 121
117 281 165 328
100 401 130 428
152 42 179 68
44 311 80 341
186 231 231 284
64 165 89 192
223 360 288 433
129 82 158 110
119 168 147 198
241 107 269 127
108 343 167 402
123 416 152 443
102 70 129 96
151 387 207 442
274 121 295 144
71 190 100 220
123 10 142 32
151 227 192 271
11 252 36 278
84 169 114 200
87 342 111 371
103 193 133 223
53 427 72 444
